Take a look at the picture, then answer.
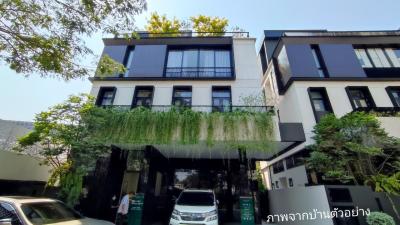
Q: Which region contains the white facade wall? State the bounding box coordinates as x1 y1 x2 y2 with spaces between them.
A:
90 38 264 108
0 150 51 182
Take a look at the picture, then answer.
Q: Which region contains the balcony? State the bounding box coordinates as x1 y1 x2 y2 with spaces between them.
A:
364 67 400 78
115 31 250 39
353 107 400 137
165 67 233 78
103 105 274 113
94 105 306 159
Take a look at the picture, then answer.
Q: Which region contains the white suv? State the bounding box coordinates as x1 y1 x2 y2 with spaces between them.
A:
169 189 218 225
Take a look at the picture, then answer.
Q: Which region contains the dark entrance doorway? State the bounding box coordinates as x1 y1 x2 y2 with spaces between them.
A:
82 146 258 225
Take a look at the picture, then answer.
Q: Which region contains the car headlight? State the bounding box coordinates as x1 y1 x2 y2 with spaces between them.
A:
172 209 180 215
171 209 180 220
204 210 218 221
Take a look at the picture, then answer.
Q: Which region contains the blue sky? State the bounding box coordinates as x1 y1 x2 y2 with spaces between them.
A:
1 0 399 121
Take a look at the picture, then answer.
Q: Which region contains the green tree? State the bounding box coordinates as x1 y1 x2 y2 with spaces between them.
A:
367 212 396 225
0 0 146 80
190 15 228 36
15 94 108 206
145 12 183 37
145 14 230 37
307 112 400 219
95 54 126 77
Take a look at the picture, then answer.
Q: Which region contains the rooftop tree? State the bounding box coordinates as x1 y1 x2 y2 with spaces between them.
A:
0 0 146 80
190 15 228 36
145 12 183 36
145 13 230 37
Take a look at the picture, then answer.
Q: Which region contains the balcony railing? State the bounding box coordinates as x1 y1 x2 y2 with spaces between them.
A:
114 31 250 39
353 106 400 116
100 105 274 113
165 67 233 78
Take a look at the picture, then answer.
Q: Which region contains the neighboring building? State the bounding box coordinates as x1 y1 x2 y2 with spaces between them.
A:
0 119 52 196
0 119 33 150
86 32 305 223
258 30 400 225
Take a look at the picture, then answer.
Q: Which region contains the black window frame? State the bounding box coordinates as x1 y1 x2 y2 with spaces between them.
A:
260 43 268 75
212 86 232 112
345 86 376 110
285 150 309 170
172 86 192 107
164 46 234 79
288 178 293 187
354 45 400 68
95 87 116 107
131 86 154 109
386 86 400 107
310 45 329 78
308 87 334 123
122 46 135 77
272 160 284 174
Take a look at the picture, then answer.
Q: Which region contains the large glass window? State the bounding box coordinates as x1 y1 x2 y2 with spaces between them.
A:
311 45 327 77
308 88 333 122
387 87 400 107
172 87 192 107
355 49 373 68
167 51 183 67
367 48 391 68
212 87 231 112
385 48 400 67
124 47 135 77
166 49 232 78
95 87 116 106
272 160 284 174
132 87 154 108
355 47 400 68
346 87 375 109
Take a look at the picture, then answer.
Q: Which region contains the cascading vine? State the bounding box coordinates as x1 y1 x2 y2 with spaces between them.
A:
90 106 275 151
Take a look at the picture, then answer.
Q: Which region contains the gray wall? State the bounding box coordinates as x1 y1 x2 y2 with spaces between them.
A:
268 186 334 225
129 45 167 77
274 43 369 90
102 45 128 64
319 44 366 78
326 185 400 225
286 44 320 78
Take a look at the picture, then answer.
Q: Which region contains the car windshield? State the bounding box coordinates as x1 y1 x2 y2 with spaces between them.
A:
177 192 214 206
21 202 82 225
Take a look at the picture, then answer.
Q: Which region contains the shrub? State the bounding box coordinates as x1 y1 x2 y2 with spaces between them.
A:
367 212 395 225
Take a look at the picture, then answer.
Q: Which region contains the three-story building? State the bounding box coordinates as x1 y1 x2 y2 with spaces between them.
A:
86 32 305 224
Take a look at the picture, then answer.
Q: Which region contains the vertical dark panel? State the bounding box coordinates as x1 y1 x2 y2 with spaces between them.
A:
319 44 366 78
102 45 128 64
129 45 167 77
285 44 320 78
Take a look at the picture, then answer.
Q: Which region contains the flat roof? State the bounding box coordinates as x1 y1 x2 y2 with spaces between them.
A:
263 29 400 40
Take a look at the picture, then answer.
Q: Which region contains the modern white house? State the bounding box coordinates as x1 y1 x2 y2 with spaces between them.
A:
258 30 400 225
86 32 305 224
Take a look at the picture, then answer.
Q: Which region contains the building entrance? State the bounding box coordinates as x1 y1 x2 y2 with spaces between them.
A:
82 147 259 225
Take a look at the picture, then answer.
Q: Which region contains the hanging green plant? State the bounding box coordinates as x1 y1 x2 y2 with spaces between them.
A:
89 106 275 151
